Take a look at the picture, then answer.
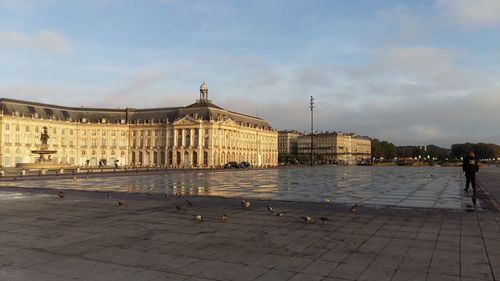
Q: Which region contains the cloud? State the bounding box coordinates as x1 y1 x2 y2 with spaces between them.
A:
0 0 46 13
437 0 500 27
376 4 430 44
0 30 71 53
371 46 479 96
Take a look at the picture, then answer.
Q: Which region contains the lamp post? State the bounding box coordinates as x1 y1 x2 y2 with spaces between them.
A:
310 96 314 166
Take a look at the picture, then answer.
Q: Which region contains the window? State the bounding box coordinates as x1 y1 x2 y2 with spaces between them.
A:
53 128 56 134
5 124 9 130
177 129 182 146
121 131 126 136
25 126 30 132
92 130 96 136
15 124 20 131
69 129 73 135
4 135 9 143
92 138 96 147
111 130 115 136
102 139 107 147
111 139 116 147
102 130 106 136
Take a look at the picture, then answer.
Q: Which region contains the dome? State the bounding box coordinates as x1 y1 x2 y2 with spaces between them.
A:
200 81 208 91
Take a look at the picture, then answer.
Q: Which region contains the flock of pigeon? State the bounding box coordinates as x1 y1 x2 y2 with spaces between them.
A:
57 190 360 224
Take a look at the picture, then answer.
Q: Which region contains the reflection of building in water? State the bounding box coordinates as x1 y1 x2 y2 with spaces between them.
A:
278 130 302 157
0 82 278 168
297 132 371 165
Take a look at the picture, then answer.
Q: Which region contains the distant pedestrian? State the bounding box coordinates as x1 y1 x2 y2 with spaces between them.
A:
463 150 479 195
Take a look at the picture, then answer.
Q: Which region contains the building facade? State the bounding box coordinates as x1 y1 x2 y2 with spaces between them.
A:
0 82 278 168
297 131 371 165
278 130 302 156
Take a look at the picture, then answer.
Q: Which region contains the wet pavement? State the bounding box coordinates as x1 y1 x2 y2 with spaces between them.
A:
0 167 499 280
0 166 463 210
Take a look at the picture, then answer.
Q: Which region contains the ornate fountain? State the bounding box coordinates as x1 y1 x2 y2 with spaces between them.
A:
31 126 58 163
16 126 71 170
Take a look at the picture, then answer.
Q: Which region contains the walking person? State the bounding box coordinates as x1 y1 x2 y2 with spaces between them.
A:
463 150 479 196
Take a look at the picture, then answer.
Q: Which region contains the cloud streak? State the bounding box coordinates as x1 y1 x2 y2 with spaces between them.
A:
0 30 71 53
437 0 500 27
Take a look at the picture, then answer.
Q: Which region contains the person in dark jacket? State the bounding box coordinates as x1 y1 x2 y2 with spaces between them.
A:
463 150 479 195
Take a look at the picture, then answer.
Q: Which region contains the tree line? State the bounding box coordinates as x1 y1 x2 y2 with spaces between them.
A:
371 139 500 162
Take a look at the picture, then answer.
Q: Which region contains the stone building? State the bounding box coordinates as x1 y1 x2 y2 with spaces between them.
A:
297 131 371 165
0 82 278 168
278 130 302 156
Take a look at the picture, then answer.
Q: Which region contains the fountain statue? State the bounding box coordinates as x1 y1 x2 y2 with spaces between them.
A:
16 126 71 170
31 126 58 163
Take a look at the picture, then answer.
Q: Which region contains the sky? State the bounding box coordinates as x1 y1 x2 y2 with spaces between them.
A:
0 0 499 147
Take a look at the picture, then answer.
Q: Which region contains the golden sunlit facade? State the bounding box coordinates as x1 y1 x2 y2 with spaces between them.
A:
297 131 371 165
0 82 278 168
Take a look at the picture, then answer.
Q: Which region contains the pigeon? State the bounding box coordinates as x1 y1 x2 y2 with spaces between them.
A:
118 201 128 207
350 204 358 213
221 213 228 223
242 200 251 209
58 191 65 198
106 194 112 200
176 193 181 198
267 204 273 213
276 211 287 217
193 214 204 222
164 194 170 199
319 217 331 224
186 199 193 206
301 216 315 224
176 205 185 212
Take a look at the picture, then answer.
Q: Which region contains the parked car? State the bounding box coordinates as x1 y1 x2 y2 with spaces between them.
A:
224 161 239 169
239 161 251 169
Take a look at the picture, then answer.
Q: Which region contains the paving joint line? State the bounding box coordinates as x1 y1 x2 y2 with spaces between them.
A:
474 211 497 281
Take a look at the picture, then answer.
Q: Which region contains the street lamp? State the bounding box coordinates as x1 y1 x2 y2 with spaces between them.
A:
310 96 314 166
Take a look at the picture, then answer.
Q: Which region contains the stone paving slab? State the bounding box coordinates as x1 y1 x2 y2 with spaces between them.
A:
0 186 499 281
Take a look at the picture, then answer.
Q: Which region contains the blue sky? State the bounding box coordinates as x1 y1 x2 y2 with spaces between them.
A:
1 0 500 147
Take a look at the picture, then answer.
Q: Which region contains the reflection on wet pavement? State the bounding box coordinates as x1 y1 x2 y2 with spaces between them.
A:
0 166 462 209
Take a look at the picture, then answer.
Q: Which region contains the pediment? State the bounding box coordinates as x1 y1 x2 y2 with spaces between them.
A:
220 117 238 127
172 116 199 126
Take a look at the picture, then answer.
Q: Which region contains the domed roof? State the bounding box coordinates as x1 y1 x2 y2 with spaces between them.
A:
200 81 208 91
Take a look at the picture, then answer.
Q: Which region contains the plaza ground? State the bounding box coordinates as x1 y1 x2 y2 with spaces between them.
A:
0 167 499 280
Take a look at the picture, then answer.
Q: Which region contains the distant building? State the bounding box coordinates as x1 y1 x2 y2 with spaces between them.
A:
0 82 278 168
278 130 302 156
297 131 371 165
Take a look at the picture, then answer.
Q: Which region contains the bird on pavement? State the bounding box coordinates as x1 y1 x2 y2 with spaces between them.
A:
193 214 204 222
58 191 65 198
276 211 287 217
242 200 251 209
319 217 331 224
186 199 193 207
301 216 315 224
106 194 112 200
350 204 358 213
118 201 128 207
267 204 273 213
176 205 186 213
221 213 229 223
